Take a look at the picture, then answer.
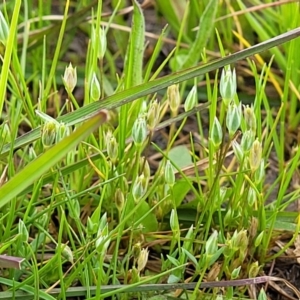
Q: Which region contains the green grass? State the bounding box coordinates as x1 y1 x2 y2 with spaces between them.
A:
0 0 300 299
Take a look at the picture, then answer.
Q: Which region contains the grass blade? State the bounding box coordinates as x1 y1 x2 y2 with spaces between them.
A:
0 111 107 208
1 27 300 157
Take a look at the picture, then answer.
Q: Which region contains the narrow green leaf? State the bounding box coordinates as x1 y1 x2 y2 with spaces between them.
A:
183 0 218 68
125 0 144 88
155 1 182 39
1 27 300 157
0 0 21 114
0 112 107 208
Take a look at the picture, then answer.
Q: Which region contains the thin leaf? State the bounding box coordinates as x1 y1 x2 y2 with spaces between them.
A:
1 27 300 157
0 111 107 208
183 0 218 67
0 0 21 114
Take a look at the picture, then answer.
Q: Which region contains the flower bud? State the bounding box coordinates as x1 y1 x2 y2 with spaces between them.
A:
170 209 180 235
232 140 244 162
18 220 28 243
254 231 264 248
68 199 80 219
106 133 118 164
244 105 256 133
248 261 260 278
147 99 160 130
231 266 241 279
132 174 147 203
137 248 149 272
235 230 248 249
90 72 101 101
41 121 57 148
0 11 9 45
220 66 237 106
59 244 73 264
91 25 107 60
56 123 70 143
258 288 267 300
87 217 97 236
167 84 180 113
164 160 175 187
255 160 265 184
249 217 258 239
115 188 125 212
132 243 141 261
210 117 223 148
241 130 254 153
63 63 77 92
249 139 262 172
205 230 218 263
132 116 147 147
184 86 197 112
226 102 241 137
247 187 257 206
140 157 150 180
96 223 110 254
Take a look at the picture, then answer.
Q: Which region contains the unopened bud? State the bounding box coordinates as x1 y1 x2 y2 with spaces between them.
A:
132 243 141 261
18 220 28 243
254 231 264 248
59 244 73 264
132 116 147 147
63 63 77 92
184 86 197 112
137 248 149 272
247 187 257 206
164 160 175 187
220 66 237 106
205 230 218 263
170 209 180 235
249 139 262 172
235 230 248 251
91 25 107 60
106 133 118 163
167 84 180 113
232 140 244 162
255 160 265 184
56 123 70 143
249 217 258 239
87 217 97 235
90 72 101 101
226 102 242 137
147 99 160 130
140 157 150 180
248 261 260 278
244 105 256 133
132 174 147 203
210 117 223 148
41 121 57 148
231 266 241 279
241 130 254 153
115 188 125 212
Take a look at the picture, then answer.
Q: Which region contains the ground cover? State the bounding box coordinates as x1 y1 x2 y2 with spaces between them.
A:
1 0 300 299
